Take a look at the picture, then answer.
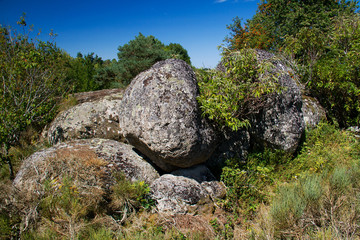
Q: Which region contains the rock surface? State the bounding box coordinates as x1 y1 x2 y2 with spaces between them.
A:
43 92 124 145
150 173 226 213
119 59 218 172
13 138 160 197
249 50 305 152
302 95 327 129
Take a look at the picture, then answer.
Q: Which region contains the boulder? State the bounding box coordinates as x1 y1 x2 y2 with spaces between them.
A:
119 59 218 172
43 91 124 145
13 138 160 199
249 50 305 152
302 95 327 129
150 173 226 213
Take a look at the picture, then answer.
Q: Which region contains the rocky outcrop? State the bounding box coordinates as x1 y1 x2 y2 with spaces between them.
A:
249 50 305 152
150 173 225 213
43 92 124 145
119 59 218 172
13 139 160 198
302 95 327 129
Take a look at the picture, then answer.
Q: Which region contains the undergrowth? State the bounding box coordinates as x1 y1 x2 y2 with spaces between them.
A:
1 120 360 239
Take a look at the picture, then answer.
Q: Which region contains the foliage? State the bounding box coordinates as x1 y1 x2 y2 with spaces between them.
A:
288 122 360 177
164 43 191 65
197 49 281 131
226 0 359 51
67 52 104 92
227 0 360 126
0 15 70 178
246 122 360 239
95 33 192 87
221 149 291 217
110 173 154 223
268 165 360 239
115 33 171 85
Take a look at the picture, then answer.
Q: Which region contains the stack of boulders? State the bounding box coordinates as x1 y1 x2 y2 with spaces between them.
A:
13 51 326 214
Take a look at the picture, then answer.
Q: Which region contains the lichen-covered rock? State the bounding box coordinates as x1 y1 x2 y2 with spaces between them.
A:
249 50 305 152
43 92 124 145
150 174 207 213
302 95 326 129
150 172 225 213
119 59 218 172
171 164 226 199
13 139 160 198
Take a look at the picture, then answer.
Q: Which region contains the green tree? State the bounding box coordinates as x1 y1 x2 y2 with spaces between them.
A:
226 0 358 51
98 33 191 87
68 52 103 92
0 16 70 178
164 43 191 65
116 33 170 85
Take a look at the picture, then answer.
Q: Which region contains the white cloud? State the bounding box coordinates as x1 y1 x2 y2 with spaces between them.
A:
215 0 227 3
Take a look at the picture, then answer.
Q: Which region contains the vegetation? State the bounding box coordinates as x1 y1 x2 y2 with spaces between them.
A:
1 1 360 238
226 0 360 127
0 15 70 179
95 33 191 88
196 48 281 131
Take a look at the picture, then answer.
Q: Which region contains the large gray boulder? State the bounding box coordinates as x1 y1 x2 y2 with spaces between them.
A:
249 50 305 152
43 91 124 145
119 59 218 172
13 138 160 198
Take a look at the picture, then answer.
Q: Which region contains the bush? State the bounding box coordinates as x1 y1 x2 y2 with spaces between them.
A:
0 15 70 178
197 49 281 131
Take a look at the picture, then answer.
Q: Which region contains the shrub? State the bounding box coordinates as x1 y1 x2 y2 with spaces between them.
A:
197 49 282 131
0 15 70 179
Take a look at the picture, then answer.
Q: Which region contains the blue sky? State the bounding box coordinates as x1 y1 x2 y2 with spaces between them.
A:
0 0 260 68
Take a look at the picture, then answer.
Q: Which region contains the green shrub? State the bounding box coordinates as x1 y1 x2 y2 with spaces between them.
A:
288 122 360 177
197 49 282 131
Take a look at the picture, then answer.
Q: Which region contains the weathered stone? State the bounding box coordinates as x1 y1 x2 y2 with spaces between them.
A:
119 59 218 172
13 139 160 198
302 95 327 129
43 93 124 145
249 50 305 152
171 164 226 199
150 172 226 213
150 174 207 213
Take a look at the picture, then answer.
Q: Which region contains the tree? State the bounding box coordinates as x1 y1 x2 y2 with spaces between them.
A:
116 33 170 85
67 52 103 92
226 0 359 51
164 43 191 65
97 33 192 87
0 16 70 178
